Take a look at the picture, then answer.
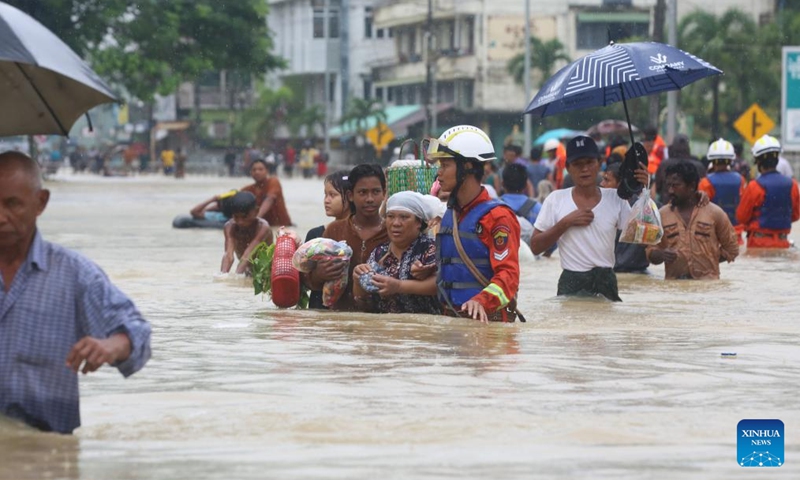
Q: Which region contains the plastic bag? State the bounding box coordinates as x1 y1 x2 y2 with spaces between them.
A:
620 194 663 245
292 238 352 307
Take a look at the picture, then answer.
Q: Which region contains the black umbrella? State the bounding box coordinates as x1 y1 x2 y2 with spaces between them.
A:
0 2 117 136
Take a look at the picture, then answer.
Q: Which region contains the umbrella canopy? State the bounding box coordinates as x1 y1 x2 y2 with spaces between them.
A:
0 2 117 136
524 41 721 118
533 128 585 146
586 119 640 137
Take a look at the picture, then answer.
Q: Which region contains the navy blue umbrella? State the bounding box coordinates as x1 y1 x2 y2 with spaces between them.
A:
524 41 722 145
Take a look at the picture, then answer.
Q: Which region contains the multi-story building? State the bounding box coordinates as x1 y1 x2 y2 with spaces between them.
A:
267 0 396 128
369 0 776 149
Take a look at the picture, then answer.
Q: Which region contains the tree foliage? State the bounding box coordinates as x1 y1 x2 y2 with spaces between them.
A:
507 37 570 88
9 0 285 103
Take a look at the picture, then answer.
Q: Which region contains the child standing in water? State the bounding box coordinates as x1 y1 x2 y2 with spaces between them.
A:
304 170 351 309
221 191 274 275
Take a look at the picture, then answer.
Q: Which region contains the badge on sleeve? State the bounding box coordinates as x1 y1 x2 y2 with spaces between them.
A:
491 225 510 260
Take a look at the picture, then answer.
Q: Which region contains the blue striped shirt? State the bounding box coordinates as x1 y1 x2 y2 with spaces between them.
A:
0 231 152 433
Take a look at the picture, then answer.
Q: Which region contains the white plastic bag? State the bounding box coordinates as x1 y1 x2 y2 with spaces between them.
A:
620 194 663 245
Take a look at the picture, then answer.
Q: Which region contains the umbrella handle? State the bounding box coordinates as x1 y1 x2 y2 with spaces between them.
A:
619 84 636 147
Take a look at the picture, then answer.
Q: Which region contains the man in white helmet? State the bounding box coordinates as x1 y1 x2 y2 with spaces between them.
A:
427 125 522 322
698 138 746 244
736 135 800 249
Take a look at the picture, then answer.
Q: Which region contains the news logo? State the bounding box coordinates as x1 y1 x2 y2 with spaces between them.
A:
737 419 784 467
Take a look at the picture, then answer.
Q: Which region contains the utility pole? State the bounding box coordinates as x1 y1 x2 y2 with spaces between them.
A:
666 0 677 144
323 0 331 154
523 0 531 157
649 0 666 129
423 0 433 136
340 0 349 117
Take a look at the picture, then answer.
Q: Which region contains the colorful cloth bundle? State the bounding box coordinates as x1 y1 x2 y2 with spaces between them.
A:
292 238 352 307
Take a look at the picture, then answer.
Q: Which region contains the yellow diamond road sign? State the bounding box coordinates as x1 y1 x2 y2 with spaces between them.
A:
734 103 775 144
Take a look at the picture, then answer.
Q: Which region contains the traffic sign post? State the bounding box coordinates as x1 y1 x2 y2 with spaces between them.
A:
782 46 800 151
734 103 775 145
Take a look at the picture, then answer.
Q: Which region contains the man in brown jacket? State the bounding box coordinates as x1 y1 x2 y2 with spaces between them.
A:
647 161 738 280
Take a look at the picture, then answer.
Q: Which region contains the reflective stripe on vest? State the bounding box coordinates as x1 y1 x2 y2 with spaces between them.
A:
755 172 793 231
708 171 741 225
436 200 509 308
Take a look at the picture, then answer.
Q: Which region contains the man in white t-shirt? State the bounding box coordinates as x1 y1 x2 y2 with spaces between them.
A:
531 135 648 301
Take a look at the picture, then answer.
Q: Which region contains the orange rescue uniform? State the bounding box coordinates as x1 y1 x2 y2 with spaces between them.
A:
736 176 800 248
455 188 521 313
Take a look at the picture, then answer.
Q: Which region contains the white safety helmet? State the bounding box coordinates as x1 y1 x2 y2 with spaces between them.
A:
706 138 735 162
543 138 560 152
751 135 781 158
426 125 496 162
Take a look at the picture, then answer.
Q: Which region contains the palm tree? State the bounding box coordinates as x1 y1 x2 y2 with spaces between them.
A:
341 98 388 135
288 105 326 139
507 36 570 88
679 9 757 138
234 86 294 145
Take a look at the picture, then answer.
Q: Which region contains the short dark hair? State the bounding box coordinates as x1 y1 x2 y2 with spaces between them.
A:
502 163 528 193
607 152 624 166
665 160 700 190
529 146 542 161
605 162 621 180
643 126 658 141
347 163 386 214
756 152 780 170
669 134 692 159
249 159 268 171
325 170 350 197
348 163 386 192
229 191 257 214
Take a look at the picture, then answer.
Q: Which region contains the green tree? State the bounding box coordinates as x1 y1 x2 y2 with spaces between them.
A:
340 98 387 163
92 0 284 104
233 86 294 146
5 0 129 56
507 37 570 88
289 105 326 139
678 9 759 139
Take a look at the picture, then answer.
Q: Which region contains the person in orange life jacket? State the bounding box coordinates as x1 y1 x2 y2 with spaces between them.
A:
642 126 666 176
425 125 521 323
736 135 800 249
698 138 746 245
543 139 567 189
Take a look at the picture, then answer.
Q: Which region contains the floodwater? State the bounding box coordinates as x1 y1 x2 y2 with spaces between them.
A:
2 172 799 480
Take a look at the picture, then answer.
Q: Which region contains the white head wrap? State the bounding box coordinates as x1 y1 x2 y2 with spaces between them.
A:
386 191 442 222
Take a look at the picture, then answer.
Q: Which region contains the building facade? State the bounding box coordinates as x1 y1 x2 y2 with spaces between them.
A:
267 0 396 129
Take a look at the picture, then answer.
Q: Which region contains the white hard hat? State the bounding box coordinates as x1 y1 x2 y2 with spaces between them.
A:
706 138 735 161
427 125 496 162
543 139 560 152
751 135 781 158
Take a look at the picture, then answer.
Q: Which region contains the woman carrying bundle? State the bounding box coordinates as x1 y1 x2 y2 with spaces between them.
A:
352 191 442 314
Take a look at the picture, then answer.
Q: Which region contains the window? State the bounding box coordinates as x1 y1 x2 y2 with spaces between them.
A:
376 87 384 101
363 80 372 99
376 28 384 39
365 7 373 38
329 77 336 103
387 87 394 102
576 13 649 50
313 6 340 38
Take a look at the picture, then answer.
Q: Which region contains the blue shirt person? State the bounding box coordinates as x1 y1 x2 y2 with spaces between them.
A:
0 152 152 434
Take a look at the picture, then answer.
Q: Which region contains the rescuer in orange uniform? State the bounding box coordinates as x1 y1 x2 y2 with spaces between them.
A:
427 125 522 323
736 135 800 249
698 138 746 244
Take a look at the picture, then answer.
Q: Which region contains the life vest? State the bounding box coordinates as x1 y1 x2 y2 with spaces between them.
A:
754 171 793 230
436 199 507 308
708 171 741 226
